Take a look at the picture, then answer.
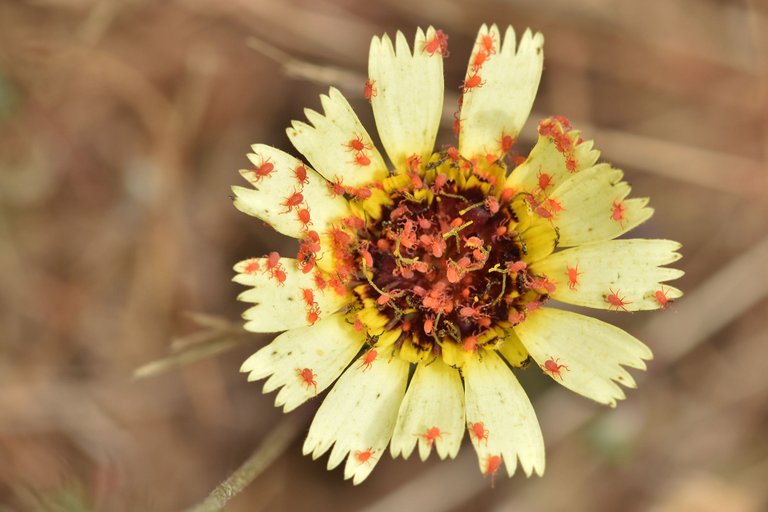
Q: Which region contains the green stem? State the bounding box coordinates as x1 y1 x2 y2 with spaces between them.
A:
184 414 303 512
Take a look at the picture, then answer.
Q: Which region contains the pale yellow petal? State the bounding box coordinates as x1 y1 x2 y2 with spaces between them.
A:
232 145 351 238
531 239 684 310
303 345 409 485
515 308 652 407
390 359 465 461
548 164 654 246
369 27 443 170
234 257 351 332
240 313 365 412
463 350 545 477
459 25 544 158
286 87 388 188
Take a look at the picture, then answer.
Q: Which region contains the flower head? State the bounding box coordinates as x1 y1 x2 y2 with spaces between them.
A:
233 25 683 484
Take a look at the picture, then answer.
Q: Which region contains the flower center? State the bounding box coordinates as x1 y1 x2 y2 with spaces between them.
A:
347 149 552 366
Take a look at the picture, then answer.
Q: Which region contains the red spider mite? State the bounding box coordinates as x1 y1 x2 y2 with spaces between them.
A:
406 153 422 172
535 205 554 220
492 225 507 242
547 197 564 213
296 207 312 227
293 165 309 186
313 272 327 290
463 333 480 351
424 29 449 57
243 259 260 274
389 205 408 221
479 33 497 55
297 367 318 394
461 73 484 94
500 187 516 203
459 305 486 319
251 157 275 180
350 186 372 200
433 173 449 192
655 286 673 308
471 49 489 71
396 268 413 281
452 114 462 136
330 228 351 250
281 190 304 213
464 236 483 249
537 170 553 192
345 134 370 153
363 79 377 102
484 454 503 487
531 276 556 294
266 251 281 270
304 229 321 249
417 216 432 230
485 196 500 214
298 253 315 274
272 268 287 285
358 349 378 371
566 264 582 290
399 220 417 249
376 290 401 306
408 171 423 189
606 288 631 311
429 237 446 258
355 448 378 465
541 357 569 380
342 215 366 230
418 426 444 448
328 177 346 197
423 316 434 335
526 300 542 313
354 152 371 167
469 422 489 444
446 262 463 284
611 199 627 227
500 134 515 154
507 260 527 274
361 247 374 268
302 288 316 306
508 310 525 325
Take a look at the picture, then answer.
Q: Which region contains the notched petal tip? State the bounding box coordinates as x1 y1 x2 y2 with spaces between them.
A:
459 23 545 158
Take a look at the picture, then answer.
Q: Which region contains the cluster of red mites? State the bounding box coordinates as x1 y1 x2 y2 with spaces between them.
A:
452 33 495 138
342 156 552 355
243 251 286 285
537 116 580 172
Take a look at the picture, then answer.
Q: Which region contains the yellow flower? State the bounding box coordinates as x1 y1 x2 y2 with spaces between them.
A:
233 25 683 485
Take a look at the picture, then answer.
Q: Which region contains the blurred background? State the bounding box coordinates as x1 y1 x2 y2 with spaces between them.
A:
1 0 767 510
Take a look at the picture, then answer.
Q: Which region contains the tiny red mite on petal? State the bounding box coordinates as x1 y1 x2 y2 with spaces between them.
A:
424 29 449 57
363 79 377 102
